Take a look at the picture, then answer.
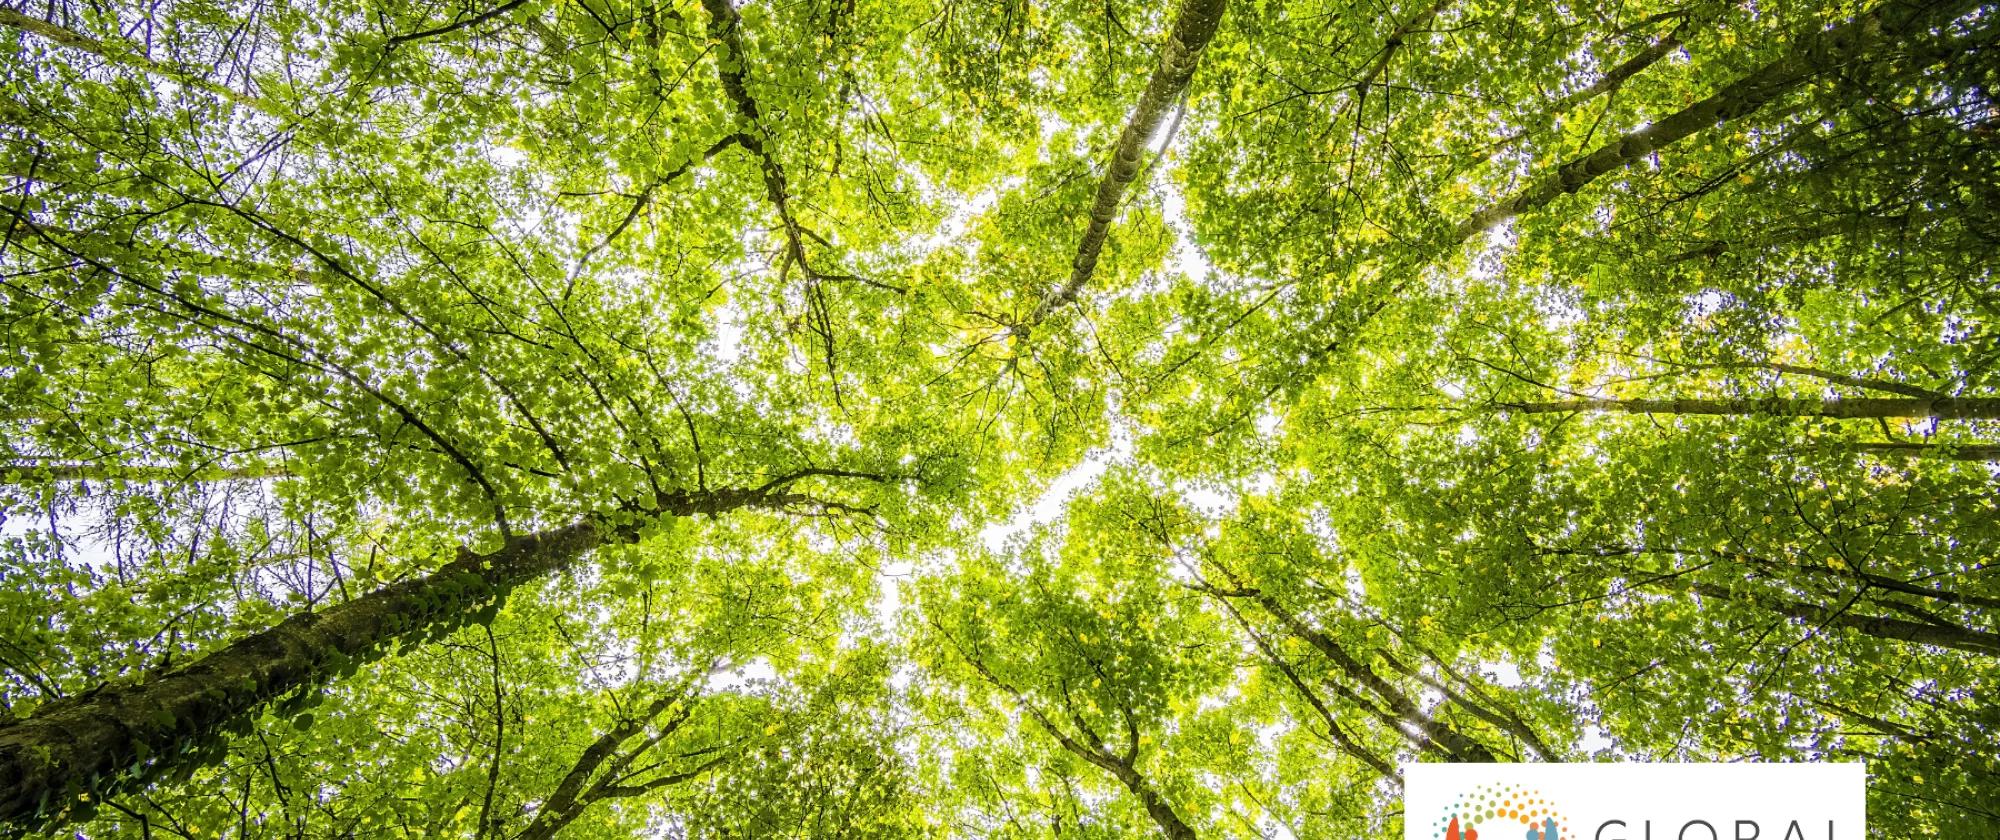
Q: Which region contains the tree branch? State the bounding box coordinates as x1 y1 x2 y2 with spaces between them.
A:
1026 0 1229 328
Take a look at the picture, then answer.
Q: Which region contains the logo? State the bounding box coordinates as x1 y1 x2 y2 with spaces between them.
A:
1434 782 1567 840
1407 764 1863 840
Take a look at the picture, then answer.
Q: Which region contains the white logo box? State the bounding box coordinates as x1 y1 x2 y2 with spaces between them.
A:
1405 763 1865 840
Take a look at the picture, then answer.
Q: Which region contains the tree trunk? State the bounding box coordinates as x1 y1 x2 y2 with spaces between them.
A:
1452 0 1982 244
1255 594 1499 762
1503 396 2000 420
1526 20 1687 136
1028 0 1229 326
1212 592 1402 779
1108 762 1201 840
1849 441 2000 461
0 8 280 117
1691 584 2000 658
944 625 1202 840
0 485 794 827
1377 648 1555 759
513 684 723 840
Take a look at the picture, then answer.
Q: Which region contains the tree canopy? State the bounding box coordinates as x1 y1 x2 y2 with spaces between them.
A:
2 0 1996 835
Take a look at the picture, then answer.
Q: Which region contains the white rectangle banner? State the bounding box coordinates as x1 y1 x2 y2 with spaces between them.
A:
1405 763 1865 840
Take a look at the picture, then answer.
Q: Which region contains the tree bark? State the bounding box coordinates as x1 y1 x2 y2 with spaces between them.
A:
1028 0 1229 327
1526 20 1687 136
1107 762 1201 840
1452 0 1983 244
699 0 804 263
513 684 724 840
1849 441 2000 461
1377 648 1554 759
0 485 798 827
0 8 281 117
1253 594 1499 762
1291 0 1982 391
938 623 1200 839
1691 584 2000 658
1211 592 1402 779
1020 691 1200 839
384 0 529 47
1503 396 2000 420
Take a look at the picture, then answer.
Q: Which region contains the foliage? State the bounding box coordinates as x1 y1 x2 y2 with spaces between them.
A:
1 0 1996 835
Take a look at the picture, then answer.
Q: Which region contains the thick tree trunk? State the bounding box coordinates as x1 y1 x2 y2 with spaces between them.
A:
1107 763 1201 840
1028 0 1229 326
1504 396 2000 420
0 485 793 827
1452 0 1982 244
0 523 598 825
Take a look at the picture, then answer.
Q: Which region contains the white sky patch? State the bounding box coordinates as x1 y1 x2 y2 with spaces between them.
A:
1578 719 1617 754
1038 109 1071 150
903 179 1015 257
977 449 1117 554
1254 718 1291 750
805 417 860 450
1687 288 1731 318
707 298 746 366
704 656 776 692
1461 221 1516 285
1197 668 1252 712
1254 407 1284 439
1537 286 1587 332
1176 482 1236 517
886 657 917 693
3 495 158 574
485 142 527 169
871 555 916 633
1156 150 1216 289
977 417 1136 553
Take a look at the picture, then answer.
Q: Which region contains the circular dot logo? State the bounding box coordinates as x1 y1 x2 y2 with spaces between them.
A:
1434 782 1568 840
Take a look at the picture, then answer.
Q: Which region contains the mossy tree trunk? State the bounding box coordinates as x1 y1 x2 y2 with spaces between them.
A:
0 485 798 826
